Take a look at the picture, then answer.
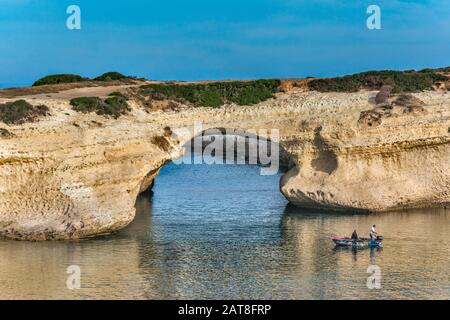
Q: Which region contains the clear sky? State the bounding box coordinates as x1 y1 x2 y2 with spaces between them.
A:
1 0 449 85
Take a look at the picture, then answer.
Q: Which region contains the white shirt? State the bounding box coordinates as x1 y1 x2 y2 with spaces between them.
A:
371 226 376 233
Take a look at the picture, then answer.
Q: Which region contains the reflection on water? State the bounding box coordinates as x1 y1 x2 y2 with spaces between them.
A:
0 161 449 299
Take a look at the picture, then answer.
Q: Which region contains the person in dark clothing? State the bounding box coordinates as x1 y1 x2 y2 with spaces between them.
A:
351 230 358 240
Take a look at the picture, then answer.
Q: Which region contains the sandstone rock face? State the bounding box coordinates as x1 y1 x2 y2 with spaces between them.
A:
0 87 449 240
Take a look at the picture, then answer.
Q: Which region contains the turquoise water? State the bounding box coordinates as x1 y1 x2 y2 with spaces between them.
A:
0 160 449 299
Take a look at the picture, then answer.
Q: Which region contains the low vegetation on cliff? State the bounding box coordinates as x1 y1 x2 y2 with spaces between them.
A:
308 69 448 93
0 100 49 124
108 91 127 98
140 79 281 108
70 96 130 118
94 72 130 81
32 72 136 87
32 74 89 86
418 66 450 73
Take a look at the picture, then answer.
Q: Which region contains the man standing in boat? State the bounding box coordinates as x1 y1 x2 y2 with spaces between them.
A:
370 225 378 240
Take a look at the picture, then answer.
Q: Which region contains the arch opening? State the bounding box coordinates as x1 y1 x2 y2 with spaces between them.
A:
138 127 297 206
178 127 295 175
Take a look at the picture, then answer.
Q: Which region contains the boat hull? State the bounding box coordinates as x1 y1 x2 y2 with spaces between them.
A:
332 236 382 248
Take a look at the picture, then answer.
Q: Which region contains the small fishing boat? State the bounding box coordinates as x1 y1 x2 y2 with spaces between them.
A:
332 236 383 248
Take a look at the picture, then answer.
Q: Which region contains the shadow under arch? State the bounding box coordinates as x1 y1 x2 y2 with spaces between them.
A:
180 127 296 173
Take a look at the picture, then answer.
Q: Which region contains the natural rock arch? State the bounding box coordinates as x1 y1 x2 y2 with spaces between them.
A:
0 87 448 240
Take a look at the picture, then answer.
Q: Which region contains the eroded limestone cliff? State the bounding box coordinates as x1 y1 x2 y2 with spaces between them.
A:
0 81 449 240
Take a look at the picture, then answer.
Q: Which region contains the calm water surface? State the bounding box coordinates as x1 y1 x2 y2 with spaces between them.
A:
0 160 449 299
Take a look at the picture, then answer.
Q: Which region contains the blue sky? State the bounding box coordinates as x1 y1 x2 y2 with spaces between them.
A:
1 0 449 85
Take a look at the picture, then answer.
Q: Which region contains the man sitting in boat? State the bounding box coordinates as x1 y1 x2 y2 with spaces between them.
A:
351 230 358 240
370 225 377 240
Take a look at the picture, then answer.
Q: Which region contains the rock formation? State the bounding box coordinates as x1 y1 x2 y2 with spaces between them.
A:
0 80 449 240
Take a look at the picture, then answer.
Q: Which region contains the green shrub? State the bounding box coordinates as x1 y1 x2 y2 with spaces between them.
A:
0 100 49 124
308 69 448 93
102 97 130 117
140 79 280 108
33 74 89 86
108 91 127 98
196 89 224 108
70 97 104 113
94 72 129 81
70 96 130 118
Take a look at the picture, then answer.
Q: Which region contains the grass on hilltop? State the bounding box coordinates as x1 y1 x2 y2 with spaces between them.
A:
418 66 450 73
308 69 448 93
0 100 49 124
33 72 136 86
32 74 89 86
140 79 281 108
94 72 131 81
